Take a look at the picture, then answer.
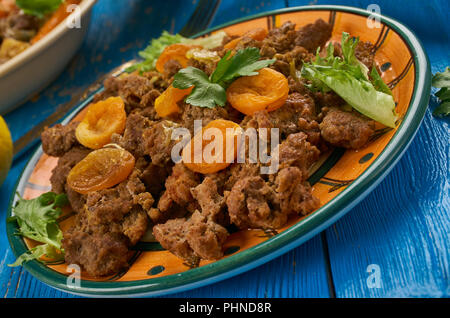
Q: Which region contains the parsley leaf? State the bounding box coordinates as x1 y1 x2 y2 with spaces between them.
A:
8 192 68 267
172 47 275 108
432 67 450 117
174 67 226 108
16 0 63 19
211 48 276 85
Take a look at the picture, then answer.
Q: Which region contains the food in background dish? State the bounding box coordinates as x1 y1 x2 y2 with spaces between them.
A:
0 0 81 64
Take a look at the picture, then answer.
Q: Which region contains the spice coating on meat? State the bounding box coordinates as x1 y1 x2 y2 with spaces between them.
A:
50 147 91 213
295 19 332 53
319 107 375 149
41 121 80 157
226 176 288 229
153 210 229 264
111 113 152 158
277 132 321 177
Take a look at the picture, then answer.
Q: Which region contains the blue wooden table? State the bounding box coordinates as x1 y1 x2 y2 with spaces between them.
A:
0 0 448 298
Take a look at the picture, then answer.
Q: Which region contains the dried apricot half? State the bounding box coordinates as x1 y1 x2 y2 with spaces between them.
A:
155 43 201 74
223 28 268 50
75 96 127 149
154 85 193 117
67 147 135 194
182 119 242 174
226 68 289 115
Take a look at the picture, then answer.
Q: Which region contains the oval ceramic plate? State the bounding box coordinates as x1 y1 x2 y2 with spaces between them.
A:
6 5 431 297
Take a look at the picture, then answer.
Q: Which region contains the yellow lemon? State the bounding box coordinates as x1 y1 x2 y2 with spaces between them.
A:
0 116 13 186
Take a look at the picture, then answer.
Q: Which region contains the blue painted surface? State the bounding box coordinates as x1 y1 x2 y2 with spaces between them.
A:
0 0 448 298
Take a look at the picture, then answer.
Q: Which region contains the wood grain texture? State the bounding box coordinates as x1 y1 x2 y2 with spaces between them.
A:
0 0 448 298
325 57 450 297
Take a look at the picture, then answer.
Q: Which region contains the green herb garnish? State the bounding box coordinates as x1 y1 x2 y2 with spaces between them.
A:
8 192 68 267
431 67 450 117
16 0 63 19
172 47 275 108
301 32 398 128
127 30 228 73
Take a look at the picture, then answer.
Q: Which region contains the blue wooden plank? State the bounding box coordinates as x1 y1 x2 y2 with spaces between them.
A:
318 0 450 298
170 236 331 298
325 109 449 297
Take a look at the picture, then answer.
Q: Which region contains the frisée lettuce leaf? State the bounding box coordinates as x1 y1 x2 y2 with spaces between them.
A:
301 32 398 128
8 192 67 267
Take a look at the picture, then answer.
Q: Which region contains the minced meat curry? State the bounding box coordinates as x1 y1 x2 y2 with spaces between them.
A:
39 19 384 277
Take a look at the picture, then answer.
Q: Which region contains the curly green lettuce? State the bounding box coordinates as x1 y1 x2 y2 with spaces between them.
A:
8 192 67 267
301 32 398 128
127 30 228 73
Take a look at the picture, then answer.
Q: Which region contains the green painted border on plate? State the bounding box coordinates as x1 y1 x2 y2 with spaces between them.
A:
6 5 431 297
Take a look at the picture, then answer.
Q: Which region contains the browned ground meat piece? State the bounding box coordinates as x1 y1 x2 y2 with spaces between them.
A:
63 168 152 276
140 162 171 198
191 177 228 226
223 163 260 191
111 113 152 157
180 103 229 134
234 37 262 51
163 59 182 79
313 91 346 109
63 230 131 277
241 110 273 130
226 176 287 229
275 167 319 216
355 41 375 69
93 74 166 113
50 147 90 193
271 46 313 77
187 58 217 77
320 107 375 149
157 163 200 214
41 121 80 157
49 147 91 212
275 93 321 142
85 169 153 225
260 21 297 57
295 19 332 53
277 132 320 177
122 207 149 245
226 166 319 230
246 92 319 142
142 120 179 166
153 218 200 265
185 211 229 260
153 210 228 264
65 187 86 214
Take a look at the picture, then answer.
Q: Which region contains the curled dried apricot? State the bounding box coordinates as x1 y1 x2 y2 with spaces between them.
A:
154 85 193 117
223 28 268 50
67 147 135 194
155 43 202 73
182 119 242 174
226 68 289 115
75 96 126 149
